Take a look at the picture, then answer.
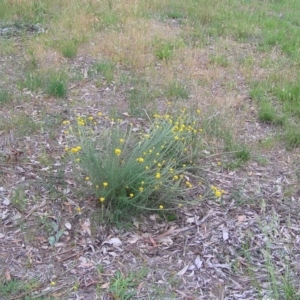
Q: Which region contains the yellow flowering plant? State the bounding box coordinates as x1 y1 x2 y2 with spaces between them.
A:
64 108 203 222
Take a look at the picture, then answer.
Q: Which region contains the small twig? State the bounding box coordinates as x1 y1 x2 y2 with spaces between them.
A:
23 199 47 221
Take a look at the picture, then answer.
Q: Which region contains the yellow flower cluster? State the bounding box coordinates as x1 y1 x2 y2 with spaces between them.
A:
211 185 225 198
67 146 81 153
77 117 85 126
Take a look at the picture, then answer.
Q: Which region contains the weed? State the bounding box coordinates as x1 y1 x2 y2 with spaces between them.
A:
23 72 44 92
60 40 78 59
258 100 284 125
47 221 65 246
209 55 229 67
283 124 300 150
47 73 67 98
155 41 174 61
0 89 12 105
11 187 27 212
0 279 40 299
107 269 147 299
166 81 189 100
94 60 114 82
0 113 39 136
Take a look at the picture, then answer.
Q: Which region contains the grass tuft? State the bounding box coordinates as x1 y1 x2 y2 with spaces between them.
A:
64 110 202 223
0 89 12 105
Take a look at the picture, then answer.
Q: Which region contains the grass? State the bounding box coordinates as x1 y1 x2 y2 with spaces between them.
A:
93 60 115 82
0 89 12 105
22 70 67 98
106 269 147 299
0 278 40 300
64 110 202 223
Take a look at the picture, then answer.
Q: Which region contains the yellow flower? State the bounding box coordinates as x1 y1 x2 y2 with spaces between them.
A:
75 158 80 162
137 157 144 163
159 205 164 210
78 120 85 126
119 138 125 144
64 147 69 152
62 120 70 125
156 152 160 156
103 182 108 187
97 112 102 117
157 163 162 168
173 175 179 180
145 166 149 170
88 116 94 121
96 185 99 189
99 197 105 202
75 206 81 213
114 148 121 156
129 193 134 198
174 136 179 140
211 185 217 191
85 177 90 181
217 161 222 166
141 181 145 185
215 190 222 198
144 134 150 138
196 109 201 114
186 181 193 188
50 281 56 286
139 187 144 192
178 204 182 207
70 147 78 153
155 173 161 179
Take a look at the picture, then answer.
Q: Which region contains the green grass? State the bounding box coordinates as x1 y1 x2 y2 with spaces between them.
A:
46 73 67 98
258 100 284 125
0 113 39 136
60 39 78 59
22 70 67 98
165 81 189 100
0 278 40 300
93 60 115 82
106 269 147 299
0 89 12 105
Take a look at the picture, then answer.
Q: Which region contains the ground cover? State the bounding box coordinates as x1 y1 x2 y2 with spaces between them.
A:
0 0 300 299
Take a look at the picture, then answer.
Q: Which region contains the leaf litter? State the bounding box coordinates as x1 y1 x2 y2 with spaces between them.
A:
0 37 300 300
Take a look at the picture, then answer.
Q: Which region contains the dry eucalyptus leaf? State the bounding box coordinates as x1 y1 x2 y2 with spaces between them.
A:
65 222 72 230
176 264 189 276
222 228 229 241
104 237 122 247
194 255 203 270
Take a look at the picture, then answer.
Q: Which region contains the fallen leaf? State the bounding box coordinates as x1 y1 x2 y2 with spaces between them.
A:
176 264 189 276
194 255 203 270
158 236 173 246
65 222 72 230
128 235 140 244
104 237 122 247
3 198 10 206
237 215 246 222
80 219 91 236
186 216 199 224
222 228 229 241
101 282 110 289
